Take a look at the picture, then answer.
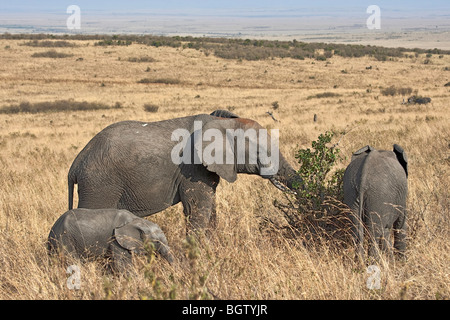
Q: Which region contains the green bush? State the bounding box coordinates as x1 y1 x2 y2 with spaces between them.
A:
294 131 344 210
315 55 327 61
273 131 349 244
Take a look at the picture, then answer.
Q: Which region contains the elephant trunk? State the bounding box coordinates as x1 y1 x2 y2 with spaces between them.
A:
268 155 302 193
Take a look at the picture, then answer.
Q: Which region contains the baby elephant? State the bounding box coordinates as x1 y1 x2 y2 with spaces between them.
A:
343 144 408 261
48 208 174 272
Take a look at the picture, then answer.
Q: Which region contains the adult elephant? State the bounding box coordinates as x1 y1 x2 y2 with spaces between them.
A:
343 144 408 260
68 110 300 232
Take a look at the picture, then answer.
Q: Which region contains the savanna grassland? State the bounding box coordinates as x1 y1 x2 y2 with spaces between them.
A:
0 36 448 300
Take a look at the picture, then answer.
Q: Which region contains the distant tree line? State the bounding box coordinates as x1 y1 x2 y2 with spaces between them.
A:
2 33 448 61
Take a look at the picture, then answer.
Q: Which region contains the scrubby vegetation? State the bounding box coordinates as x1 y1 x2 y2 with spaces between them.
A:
143 104 159 113
3 33 449 62
21 40 77 47
381 86 414 96
31 50 74 58
137 78 181 85
307 92 342 100
127 56 156 63
0 100 122 114
273 131 349 244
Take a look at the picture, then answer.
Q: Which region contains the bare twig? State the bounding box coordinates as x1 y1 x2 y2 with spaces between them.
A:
331 124 360 149
265 111 279 122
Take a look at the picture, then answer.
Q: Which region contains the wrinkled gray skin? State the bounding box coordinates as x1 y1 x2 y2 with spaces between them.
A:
48 208 174 272
343 144 408 260
68 110 300 232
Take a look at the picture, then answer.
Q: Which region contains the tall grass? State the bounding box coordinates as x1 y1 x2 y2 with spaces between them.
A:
0 36 448 300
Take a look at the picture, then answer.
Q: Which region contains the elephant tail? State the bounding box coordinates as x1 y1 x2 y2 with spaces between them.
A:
357 189 365 237
354 187 366 260
68 173 76 210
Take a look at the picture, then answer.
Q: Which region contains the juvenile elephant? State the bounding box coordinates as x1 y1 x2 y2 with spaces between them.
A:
343 144 408 260
68 111 301 232
48 208 174 272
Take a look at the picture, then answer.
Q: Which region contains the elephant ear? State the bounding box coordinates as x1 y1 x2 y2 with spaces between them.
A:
113 219 151 254
210 109 240 118
393 144 408 176
194 119 238 183
352 145 374 160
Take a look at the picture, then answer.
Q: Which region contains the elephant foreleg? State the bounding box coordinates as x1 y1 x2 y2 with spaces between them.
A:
108 242 133 274
179 174 219 234
181 192 216 233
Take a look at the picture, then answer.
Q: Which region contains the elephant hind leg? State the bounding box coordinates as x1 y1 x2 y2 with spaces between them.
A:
345 198 365 261
393 213 407 258
379 227 394 259
368 224 393 261
366 211 384 260
351 213 365 262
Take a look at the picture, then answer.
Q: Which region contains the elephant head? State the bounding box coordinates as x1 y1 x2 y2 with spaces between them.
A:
111 218 174 267
206 110 301 192
188 117 300 193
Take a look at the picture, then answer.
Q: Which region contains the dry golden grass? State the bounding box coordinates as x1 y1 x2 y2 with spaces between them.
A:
0 38 448 300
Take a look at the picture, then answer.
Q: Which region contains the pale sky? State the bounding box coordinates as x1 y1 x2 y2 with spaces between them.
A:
1 0 449 15
0 0 448 39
